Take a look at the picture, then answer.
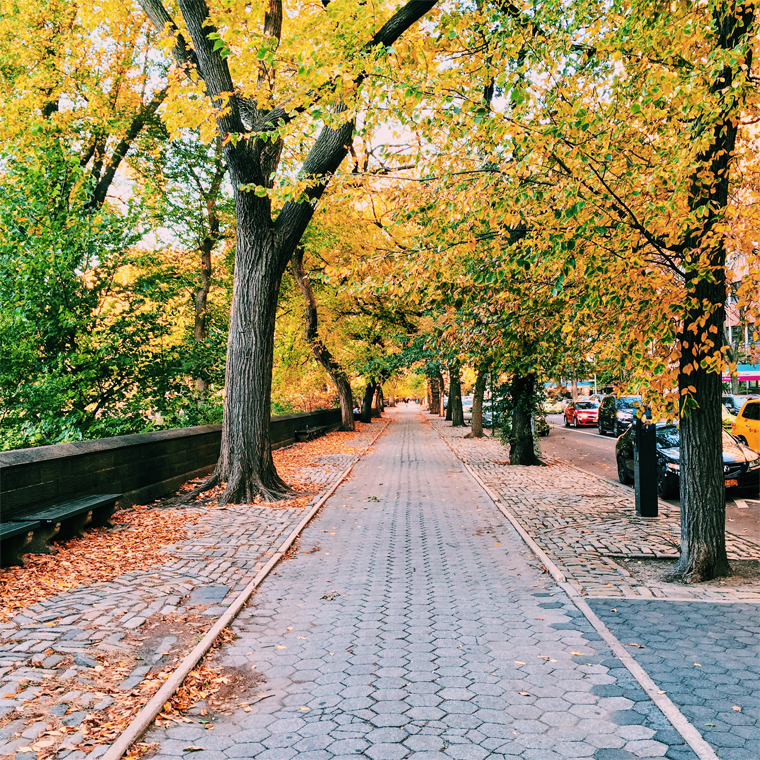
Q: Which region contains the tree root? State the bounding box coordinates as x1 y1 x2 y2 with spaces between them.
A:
668 552 732 583
219 465 296 506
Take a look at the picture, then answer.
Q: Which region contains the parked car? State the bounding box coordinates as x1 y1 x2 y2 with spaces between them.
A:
597 395 642 436
564 400 599 427
544 399 565 415
732 399 760 451
722 394 759 415
615 422 760 498
722 405 737 431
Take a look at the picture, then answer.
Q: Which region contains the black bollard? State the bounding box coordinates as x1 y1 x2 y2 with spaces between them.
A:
633 417 658 517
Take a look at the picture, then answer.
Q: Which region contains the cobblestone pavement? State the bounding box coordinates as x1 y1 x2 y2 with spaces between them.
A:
0 425 378 759
143 408 701 760
430 418 760 601
589 600 760 760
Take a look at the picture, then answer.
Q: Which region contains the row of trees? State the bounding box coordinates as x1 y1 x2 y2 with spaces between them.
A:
2 0 759 582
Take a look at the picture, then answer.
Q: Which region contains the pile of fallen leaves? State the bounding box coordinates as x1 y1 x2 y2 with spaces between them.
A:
0 507 201 621
185 423 374 510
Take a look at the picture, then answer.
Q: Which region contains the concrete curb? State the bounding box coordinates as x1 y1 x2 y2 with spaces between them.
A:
102 418 391 760
428 417 720 760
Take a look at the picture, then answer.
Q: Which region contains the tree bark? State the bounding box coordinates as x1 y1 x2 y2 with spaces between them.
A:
670 1 754 581
361 381 376 423
436 372 446 416
208 188 292 502
291 246 354 431
429 375 441 415
450 365 465 427
445 370 453 421
466 368 487 438
509 373 539 466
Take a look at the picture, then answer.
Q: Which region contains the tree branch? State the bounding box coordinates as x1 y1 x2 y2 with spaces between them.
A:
136 0 198 68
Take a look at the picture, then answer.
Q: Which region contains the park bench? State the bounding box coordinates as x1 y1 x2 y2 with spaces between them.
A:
0 493 121 566
0 521 40 567
294 425 331 442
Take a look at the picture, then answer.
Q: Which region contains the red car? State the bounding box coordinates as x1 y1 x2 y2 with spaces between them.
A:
564 400 599 427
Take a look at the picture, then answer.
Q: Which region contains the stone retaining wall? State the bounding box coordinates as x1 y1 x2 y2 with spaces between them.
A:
0 409 341 519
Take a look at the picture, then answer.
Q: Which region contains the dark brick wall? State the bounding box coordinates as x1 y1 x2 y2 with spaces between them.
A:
0 409 341 520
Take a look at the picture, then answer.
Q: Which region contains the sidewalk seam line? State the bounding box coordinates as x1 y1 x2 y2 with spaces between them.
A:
429 417 720 760
102 418 391 760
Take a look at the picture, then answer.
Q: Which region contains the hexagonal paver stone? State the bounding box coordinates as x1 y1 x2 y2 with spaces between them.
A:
138 413 702 760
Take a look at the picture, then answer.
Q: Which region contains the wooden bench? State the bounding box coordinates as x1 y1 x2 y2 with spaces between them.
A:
17 493 122 541
0 521 41 567
0 494 123 565
294 425 331 442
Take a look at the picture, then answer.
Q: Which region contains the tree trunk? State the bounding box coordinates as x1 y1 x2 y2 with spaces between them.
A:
428 378 436 412
372 385 382 417
670 1 754 581
672 293 730 581
445 370 453 421
194 235 212 393
291 247 354 431
361 381 375 423
509 373 538 466
466 368 487 438
209 191 291 502
451 365 465 427
437 372 446 416
571 378 578 401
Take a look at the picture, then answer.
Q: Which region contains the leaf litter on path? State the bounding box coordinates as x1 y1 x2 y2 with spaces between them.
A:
0 422 378 757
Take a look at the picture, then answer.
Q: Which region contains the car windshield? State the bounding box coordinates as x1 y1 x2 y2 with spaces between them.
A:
576 402 598 409
656 426 679 448
619 397 641 409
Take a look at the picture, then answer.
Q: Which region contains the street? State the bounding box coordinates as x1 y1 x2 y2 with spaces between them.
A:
543 414 760 542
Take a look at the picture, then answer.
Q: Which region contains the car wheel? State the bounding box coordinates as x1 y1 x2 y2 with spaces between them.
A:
564 415 570 427
737 435 748 445
614 421 621 437
617 456 632 485
598 422 605 435
572 417 578 428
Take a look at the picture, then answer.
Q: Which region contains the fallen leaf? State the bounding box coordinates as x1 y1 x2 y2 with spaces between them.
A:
694 663 702 667
629 643 643 648
514 661 526 666
519 692 531 696
184 747 204 752
733 706 742 712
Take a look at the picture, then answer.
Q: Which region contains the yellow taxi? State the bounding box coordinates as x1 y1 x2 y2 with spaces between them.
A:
732 399 760 452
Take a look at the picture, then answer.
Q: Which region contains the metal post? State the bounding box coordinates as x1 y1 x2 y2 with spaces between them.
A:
633 417 658 517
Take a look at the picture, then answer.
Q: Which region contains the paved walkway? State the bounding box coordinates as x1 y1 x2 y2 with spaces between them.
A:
430 419 760 601
143 409 704 760
0 426 377 759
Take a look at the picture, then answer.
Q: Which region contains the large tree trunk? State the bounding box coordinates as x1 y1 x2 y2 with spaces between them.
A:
361 381 375 423
429 374 442 415
509 373 539 466
466 368 487 438
437 372 446 416
672 284 730 581
193 234 212 393
372 385 382 418
209 190 291 502
451 365 465 427
291 247 354 431
445 370 453 421
670 1 754 581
